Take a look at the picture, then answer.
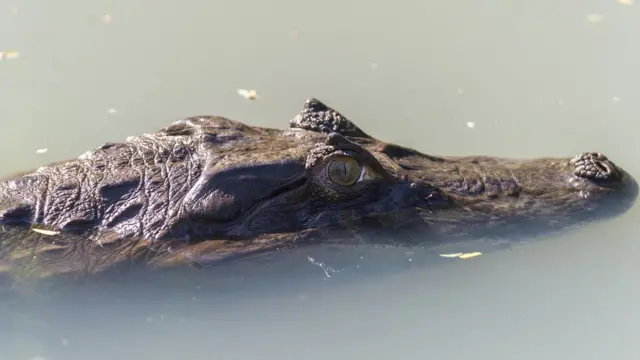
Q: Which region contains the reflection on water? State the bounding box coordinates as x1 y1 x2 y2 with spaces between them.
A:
2 0 640 359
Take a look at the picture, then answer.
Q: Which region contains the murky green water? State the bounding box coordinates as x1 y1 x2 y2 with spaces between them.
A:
1 0 640 359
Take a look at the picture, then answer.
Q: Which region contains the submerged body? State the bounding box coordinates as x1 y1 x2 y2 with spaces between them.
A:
0 98 636 281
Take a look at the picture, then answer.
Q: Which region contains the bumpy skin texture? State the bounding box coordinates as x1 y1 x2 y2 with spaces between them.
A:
0 98 636 280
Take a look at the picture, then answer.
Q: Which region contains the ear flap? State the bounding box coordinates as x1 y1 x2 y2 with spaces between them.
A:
289 98 371 139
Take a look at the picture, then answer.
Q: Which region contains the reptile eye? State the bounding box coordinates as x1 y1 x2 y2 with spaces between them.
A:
326 156 362 186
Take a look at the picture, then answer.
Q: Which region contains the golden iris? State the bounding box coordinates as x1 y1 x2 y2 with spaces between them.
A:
326 157 362 186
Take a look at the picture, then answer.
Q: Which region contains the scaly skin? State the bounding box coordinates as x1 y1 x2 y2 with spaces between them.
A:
0 98 636 282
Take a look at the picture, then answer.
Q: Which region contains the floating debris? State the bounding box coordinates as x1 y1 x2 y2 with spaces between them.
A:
10 6 18 13
107 108 117 114
439 253 463 258
586 13 605 23
0 50 20 60
612 96 622 103
440 252 482 259
618 0 634 5
307 256 341 278
466 121 476 129
237 89 258 100
370 62 379 70
35 148 48 154
31 228 60 236
456 88 464 95
102 14 112 24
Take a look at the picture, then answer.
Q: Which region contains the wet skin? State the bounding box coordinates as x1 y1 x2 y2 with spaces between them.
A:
0 98 636 280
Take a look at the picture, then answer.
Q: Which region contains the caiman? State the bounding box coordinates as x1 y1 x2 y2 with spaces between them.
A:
0 98 636 282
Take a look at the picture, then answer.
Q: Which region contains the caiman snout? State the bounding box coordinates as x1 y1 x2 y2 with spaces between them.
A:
563 151 638 218
570 152 622 183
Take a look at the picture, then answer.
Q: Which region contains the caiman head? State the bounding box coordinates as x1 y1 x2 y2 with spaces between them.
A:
0 98 637 275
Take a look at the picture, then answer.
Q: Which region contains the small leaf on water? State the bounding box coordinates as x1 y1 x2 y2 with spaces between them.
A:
458 252 482 259
31 228 60 236
439 253 463 258
237 89 258 100
0 50 20 60
439 252 482 259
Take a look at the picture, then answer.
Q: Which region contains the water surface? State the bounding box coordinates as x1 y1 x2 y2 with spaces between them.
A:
1 0 640 359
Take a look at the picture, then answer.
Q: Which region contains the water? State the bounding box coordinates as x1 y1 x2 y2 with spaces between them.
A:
1 0 640 359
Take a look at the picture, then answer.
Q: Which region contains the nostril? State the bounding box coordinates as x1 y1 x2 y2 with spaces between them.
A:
570 152 621 182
